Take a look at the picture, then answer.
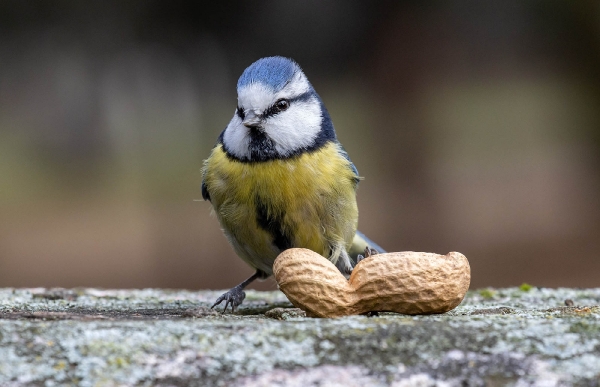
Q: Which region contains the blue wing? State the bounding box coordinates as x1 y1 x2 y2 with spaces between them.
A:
335 143 386 258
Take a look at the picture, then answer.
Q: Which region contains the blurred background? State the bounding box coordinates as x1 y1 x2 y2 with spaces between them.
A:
1 1 599 291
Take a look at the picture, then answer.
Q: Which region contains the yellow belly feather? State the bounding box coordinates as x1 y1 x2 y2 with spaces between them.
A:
203 142 358 275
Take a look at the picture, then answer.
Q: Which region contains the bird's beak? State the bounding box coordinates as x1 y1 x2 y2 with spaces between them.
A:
243 111 262 130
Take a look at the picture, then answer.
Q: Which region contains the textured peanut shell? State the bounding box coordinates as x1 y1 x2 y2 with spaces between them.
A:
273 248 471 318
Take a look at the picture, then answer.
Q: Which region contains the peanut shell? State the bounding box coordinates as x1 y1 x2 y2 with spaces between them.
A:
273 248 470 318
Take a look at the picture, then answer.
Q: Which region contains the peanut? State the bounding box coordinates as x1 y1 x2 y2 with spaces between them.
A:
273 248 470 318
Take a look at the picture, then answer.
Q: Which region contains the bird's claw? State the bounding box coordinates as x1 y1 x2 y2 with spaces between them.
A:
356 246 379 263
211 286 246 313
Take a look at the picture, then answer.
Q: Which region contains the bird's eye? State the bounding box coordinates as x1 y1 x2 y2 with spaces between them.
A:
236 107 245 119
275 99 289 111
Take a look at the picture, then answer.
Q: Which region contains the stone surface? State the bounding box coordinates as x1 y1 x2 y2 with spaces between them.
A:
0 287 599 386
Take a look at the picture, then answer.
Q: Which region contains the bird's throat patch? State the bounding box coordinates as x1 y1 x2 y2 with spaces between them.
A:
249 129 278 162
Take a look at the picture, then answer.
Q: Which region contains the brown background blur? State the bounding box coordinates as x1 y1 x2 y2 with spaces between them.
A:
1 1 599 291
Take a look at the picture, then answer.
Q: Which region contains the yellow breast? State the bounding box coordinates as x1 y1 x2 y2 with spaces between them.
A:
203 142 359 274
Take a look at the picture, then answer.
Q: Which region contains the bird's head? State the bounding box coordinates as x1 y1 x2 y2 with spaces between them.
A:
222 56 335 162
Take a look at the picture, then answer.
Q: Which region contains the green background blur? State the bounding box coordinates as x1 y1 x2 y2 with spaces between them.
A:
1 1 599 291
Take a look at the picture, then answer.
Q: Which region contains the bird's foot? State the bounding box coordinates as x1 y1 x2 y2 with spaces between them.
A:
356 246 380 263
211 286 246 313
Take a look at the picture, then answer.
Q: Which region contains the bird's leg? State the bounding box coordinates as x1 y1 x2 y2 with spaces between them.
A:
335 249 354 276
356 246 380 263
211 270 262 313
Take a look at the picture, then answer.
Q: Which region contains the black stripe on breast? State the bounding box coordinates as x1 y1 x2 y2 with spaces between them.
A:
255 196 292 251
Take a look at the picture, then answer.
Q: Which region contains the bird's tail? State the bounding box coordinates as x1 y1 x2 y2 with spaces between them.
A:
349 230 386 261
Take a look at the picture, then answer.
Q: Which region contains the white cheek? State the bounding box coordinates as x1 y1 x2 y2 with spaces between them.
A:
222 115 250 159
264 99 322 156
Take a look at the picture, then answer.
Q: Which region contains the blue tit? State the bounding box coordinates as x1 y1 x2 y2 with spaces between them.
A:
202 56 385 312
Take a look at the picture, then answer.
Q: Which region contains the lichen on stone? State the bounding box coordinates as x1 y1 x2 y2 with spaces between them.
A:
0 287 599 386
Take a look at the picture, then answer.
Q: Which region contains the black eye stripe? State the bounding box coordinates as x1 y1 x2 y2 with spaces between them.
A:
262 105 279 119
236 107 245 119
236 92 314 121
288 91 313 104
261 92 313 119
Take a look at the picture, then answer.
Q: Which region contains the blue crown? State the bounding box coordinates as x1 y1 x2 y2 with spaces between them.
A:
237 57 301 92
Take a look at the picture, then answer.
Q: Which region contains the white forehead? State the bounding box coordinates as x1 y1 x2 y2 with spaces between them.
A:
237 71 311 111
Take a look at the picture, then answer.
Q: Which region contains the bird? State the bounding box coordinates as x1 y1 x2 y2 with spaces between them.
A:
202 56 385 312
